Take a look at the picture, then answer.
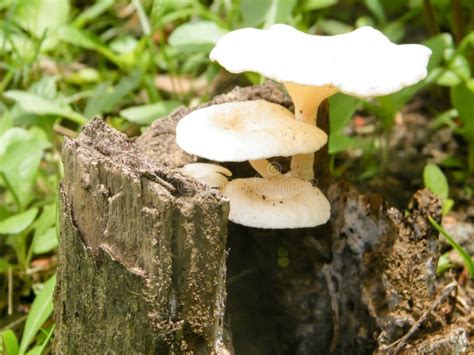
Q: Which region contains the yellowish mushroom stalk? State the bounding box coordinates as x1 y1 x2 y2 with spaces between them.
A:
284 82 337 181
249 159 282 179
180 163 232 190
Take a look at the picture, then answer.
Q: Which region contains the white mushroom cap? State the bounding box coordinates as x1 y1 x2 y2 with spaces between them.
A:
210 24 432 97
222 177 330 229
176 100 327 161
180 163 231 189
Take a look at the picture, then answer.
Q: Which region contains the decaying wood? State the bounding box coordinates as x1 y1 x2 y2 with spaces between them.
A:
56 82 471 354
55 119 229 354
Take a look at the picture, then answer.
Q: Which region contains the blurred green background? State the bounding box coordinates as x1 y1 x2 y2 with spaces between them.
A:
0 0 473 353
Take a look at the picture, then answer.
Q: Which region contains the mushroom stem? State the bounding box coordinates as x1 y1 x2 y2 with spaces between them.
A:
249 159 282 179
284 82 337 180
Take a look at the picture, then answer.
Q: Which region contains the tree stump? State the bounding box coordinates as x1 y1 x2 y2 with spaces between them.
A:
55 120 229 354
55 82 470 354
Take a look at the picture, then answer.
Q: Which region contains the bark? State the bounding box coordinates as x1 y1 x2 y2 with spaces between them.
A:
55 119 229 354
55 82 470 354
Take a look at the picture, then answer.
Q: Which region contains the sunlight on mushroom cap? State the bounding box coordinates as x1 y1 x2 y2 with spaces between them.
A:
176 100 327 161
210 24 432 97
223 177 330 229
180 163 231 189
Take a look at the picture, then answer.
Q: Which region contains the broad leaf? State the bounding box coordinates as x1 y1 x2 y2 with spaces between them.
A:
241 0 272 27
451 82 474 141
84 70 141 118
169 21 227 53
329 93 359 133
1 329 19 355
3 91 86 124
0 208 38 235
32 204 57 254
0 128 50 209
303 0 337 11
32 227 58 254
14 0 70 51
120 101 181 125
423 163 449 199
328 134 354 154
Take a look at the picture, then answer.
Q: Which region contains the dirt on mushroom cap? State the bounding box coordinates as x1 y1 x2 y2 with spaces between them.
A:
176 100 327 162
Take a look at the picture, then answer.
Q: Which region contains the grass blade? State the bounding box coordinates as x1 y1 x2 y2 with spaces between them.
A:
19 274 56 355
429 216 474 278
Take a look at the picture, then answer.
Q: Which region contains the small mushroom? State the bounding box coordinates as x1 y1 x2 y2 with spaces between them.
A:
180 162 232 189
210 24 432 179
223 176 330 228
176 100 327 178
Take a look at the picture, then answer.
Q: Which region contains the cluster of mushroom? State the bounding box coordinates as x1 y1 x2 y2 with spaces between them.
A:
176 24 431 229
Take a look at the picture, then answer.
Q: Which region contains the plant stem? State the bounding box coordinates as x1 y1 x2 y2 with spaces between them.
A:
451 0 465 44
469 142 474 175
423 0 439 36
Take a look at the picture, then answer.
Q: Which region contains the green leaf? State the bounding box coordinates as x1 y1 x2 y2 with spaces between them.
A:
73 0 114 28
19 274 56 355
32 205 56 236
84 70 141 118
120 101 181 125
329 93 359 133
0 113 13 135
3 91 86 124
436 251 454 275
168 21 227 53
0 128 50 209
0 208 38 235
30 76 58 101
364 0 386 24
58 25 124 67
32 227 58 255
0 259 10 273
14 0 70 51
26 346 42 355
328 134 354 154
423 163 449 199
264 0 297 28
25 324 54 355
303 0 337 11
449 54 471 81
109 36 138 55
451 82 474 141
424 33 453 71
2 329 19 355
442 198 454 215
429 216 474 278
317 19 353 35
241 0 272 26
382 20 405 43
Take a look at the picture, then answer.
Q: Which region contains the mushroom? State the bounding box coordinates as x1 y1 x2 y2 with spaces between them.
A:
176 99 327 178
223 176 330 228
210 24 432 179
180 163 232 189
